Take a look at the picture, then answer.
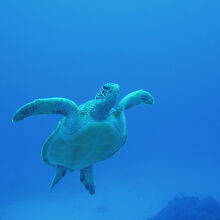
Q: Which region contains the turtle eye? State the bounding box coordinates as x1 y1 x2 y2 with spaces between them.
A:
95 86 112 100
103 86 110 90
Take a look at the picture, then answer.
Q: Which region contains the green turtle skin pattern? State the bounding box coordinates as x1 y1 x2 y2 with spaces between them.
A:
12 83 154 195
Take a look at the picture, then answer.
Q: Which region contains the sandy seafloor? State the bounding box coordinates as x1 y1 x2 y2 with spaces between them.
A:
2 174 220 220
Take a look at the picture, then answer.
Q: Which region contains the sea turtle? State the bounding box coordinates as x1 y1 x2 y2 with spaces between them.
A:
12 83 154 195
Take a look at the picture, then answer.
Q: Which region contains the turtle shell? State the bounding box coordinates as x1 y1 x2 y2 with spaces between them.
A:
41 119 127 170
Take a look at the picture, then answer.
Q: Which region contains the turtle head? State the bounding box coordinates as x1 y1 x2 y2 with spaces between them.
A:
92 83 120 120
95 83 120 102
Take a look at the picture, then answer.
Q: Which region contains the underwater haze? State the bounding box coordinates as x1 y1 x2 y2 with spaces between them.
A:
0 0 220 219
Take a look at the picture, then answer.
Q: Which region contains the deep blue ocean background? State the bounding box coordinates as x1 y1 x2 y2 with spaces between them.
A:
0 0 220 219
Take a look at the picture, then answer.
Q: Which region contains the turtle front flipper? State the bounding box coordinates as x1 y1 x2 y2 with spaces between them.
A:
50 166 67 188
117 90 154 112
12 98 78 122
80 165 95 195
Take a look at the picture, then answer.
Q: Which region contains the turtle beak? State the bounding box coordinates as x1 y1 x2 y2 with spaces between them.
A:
116 84 120 93
111 83 120 95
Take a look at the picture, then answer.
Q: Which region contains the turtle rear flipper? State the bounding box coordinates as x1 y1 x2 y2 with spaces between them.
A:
12 98 78 122
80 165 95 195
50 166 67 188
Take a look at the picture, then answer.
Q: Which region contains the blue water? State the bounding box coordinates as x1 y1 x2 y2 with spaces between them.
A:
0 0 220 219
